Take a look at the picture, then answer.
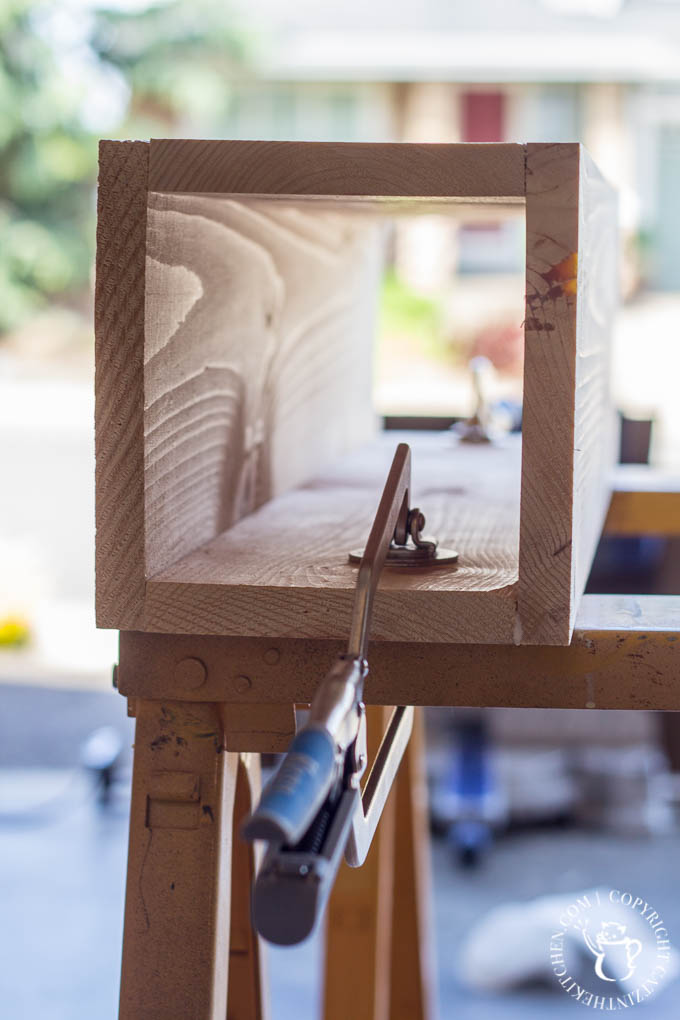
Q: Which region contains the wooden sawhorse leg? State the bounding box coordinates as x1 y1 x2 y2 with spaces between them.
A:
323 707 435 1020
390 706 436 1020
119 697 432 1019
228 753 269 1019
119 699 268 1020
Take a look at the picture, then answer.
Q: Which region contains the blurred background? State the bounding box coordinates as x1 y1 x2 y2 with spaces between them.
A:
2 0 680 1017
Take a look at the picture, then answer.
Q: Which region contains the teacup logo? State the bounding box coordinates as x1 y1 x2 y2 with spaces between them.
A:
582 921 642 983
549 888 673 1010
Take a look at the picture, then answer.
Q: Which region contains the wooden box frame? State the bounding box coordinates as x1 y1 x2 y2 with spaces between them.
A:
96 140 617 648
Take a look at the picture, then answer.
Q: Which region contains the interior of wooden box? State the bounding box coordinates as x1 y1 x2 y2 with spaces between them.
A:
142 193 526 643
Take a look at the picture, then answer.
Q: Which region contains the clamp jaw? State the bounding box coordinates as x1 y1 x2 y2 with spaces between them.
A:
241 443 456 945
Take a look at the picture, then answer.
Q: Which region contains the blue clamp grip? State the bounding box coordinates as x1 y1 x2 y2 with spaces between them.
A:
241 727 337 847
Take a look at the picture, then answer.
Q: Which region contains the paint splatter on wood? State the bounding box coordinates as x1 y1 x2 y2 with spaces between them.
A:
540 251 578 298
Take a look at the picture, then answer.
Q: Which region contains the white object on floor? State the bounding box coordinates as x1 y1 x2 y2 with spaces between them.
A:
459 887 680 996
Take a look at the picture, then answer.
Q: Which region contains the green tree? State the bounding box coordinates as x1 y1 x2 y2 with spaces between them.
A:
0 1 98 329
0 0 248 334
91 1 248 137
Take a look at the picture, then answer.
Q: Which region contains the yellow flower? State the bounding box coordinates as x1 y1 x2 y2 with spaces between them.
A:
0 616 31 647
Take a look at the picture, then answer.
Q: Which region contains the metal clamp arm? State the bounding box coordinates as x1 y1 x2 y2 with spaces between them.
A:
347 443 412 660
243 441 451 943
345 704 414 867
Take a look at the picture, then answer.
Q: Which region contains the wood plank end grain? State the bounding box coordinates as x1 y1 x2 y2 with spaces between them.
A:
95 140 150 629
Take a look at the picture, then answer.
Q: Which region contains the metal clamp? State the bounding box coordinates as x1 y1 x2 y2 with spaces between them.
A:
348 444 459 568
242 442 456 944
345 704 413 866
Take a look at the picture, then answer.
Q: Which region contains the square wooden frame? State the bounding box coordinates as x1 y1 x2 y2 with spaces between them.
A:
95 140 617 646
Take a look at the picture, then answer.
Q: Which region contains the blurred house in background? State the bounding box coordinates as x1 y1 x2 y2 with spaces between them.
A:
172 0 680 444
2 0 680 676
221 0 680 294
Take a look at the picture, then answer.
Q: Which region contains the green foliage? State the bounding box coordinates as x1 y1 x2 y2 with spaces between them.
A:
0 1 97 329
378 269 449 360
0 0 248 334
91 1 249 134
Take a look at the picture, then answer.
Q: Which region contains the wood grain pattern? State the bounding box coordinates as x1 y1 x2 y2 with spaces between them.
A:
144 193 381 580
119 700 237 1019
97 139 617 647
518 143 618 645
95 141 149 629
117 595 680 711
143 432 521 643
149 139 525 199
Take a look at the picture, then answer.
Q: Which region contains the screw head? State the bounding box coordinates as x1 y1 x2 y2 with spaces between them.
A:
263 647 281 666
233 674 252 694
174 657 207 690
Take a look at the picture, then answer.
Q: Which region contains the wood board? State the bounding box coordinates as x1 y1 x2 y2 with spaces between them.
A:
519 144 619 644
148 139 526 199
118 594 680 712
95 141 149 630
144 431 520 643
95 140 618 646
144 192 382 580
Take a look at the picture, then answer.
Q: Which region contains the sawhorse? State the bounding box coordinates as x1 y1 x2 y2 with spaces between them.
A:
115 475 680 1019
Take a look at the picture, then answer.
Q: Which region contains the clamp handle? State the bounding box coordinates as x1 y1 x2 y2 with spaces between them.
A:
250 789 358 945
241 727 337 847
